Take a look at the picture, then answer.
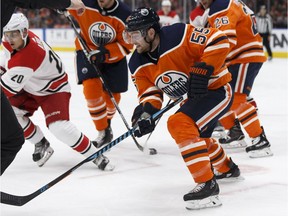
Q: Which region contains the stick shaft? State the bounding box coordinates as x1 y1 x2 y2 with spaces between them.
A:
1 97 182 206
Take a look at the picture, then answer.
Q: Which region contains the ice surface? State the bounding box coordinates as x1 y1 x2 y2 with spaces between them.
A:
1 52 287 216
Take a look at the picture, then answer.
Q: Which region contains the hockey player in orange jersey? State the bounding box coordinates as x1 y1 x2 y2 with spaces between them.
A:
198 0 273 158
124 7 243 210
68 0 133 148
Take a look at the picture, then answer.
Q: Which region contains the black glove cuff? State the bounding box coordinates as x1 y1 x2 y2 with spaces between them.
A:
131 104 143 126
190 62 214 78
143 102 159 116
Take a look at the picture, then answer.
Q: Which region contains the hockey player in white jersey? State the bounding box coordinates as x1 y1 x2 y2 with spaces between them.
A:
1 13 114 170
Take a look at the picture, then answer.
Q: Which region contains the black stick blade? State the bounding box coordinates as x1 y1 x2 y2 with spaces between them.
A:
1 191 31 206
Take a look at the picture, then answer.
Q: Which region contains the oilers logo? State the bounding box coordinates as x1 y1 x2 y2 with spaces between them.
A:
81 67 88 74
155 71 188 99
89 22 116 46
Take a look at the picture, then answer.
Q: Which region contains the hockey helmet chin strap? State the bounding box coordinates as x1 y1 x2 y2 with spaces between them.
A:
143 28 157 52
21 30 29 48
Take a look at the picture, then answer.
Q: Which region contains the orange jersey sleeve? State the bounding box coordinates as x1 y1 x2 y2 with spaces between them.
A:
69 0 133 64
129 23 231 108
207 0 267 65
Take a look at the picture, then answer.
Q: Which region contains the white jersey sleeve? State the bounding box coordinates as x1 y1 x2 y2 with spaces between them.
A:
1 66 34 95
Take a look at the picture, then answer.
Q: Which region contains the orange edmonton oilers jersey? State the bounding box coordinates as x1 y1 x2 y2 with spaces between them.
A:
206 0 267 65
69 0 133 64
129 23 232 109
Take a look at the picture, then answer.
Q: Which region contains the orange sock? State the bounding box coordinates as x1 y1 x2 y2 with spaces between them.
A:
222 92 262 138
103 91 121 121
219 110 236 130
236 102 262 138
83 78 108 131
167 112 214 183
205 138 231 173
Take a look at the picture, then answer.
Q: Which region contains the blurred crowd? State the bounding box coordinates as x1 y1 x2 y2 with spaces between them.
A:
245 0 287 28
15 0 287 29
269 0 288 28
15 8 71 28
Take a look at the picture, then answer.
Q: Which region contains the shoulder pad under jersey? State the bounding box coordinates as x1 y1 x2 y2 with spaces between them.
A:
159 23 186 54
209 0 231 16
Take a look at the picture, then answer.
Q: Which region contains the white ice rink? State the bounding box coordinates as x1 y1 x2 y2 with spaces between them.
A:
1 52 287 216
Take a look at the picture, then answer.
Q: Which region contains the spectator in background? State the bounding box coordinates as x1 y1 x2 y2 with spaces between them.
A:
270 0 287 28
256 5 273 61
157 0 180 27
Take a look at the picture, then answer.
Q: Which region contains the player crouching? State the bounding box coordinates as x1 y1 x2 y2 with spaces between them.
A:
1 13 114 171
124 7 244 210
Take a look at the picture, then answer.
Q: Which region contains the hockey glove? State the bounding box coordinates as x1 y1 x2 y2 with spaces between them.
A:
132 102 159 138
188 62 214 100
88 45 110 64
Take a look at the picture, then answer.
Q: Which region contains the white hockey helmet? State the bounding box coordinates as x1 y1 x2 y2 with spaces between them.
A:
3 13 29 40
162 0 172 7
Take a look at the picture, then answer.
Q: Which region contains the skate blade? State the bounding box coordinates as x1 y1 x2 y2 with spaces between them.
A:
37 147 54 167
104 164 115 171
217 175 245 183
212 131 227 139
94 157 115 171
221 139 247 149
248 147 273 158
185 195 222 210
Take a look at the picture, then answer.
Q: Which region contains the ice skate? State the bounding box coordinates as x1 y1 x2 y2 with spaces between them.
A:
93 154 115 171
32 137 54 167
93 126 113 148
246 127 273 158
184 177 222 210
214 158 244 182
212 121 226 138
218 119 247 148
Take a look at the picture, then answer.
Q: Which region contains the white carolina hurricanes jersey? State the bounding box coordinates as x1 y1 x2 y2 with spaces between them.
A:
1 31 70 97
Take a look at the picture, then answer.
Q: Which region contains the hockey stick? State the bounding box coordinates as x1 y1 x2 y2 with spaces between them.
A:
63 11 157 155
0 97 182 206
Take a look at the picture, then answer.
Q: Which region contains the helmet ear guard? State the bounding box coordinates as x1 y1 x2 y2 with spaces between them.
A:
125 7 160 33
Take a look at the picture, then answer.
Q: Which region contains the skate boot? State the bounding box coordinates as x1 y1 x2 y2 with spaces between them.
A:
93 154 115 171
183 177 222 210
212 121 226 139
93 126 113 148
218 119 247 148
214 158 244 182
32 137 54 167
246 127 273 158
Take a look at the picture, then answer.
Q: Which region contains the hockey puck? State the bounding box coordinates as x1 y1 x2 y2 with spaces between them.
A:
149 148 157 155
